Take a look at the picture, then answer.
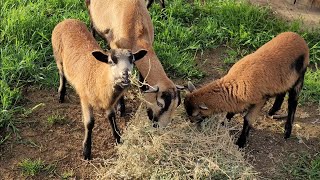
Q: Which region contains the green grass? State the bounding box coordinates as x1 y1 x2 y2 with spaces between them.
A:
283 152 320 180
47 113 66 125
0 0 320 140
18 158 55 177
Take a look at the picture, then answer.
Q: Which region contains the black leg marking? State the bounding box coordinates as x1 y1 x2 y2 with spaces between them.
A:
117 96 126 117
160 0 165 9
285 72 304 139
107 110 121 143
236 115 251 148
268 92 286 116
83 116 94 160
226 112 235 121
58 73 66 103
146 0 154 9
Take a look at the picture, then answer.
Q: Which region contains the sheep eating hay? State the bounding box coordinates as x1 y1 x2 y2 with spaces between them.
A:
94 106 257 179
184 32 309 148
52 19 147 160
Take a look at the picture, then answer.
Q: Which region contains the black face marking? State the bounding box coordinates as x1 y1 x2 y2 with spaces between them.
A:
128 52 133 64
110 50 118 64
184 96 194 116
158 92 172 117
292 55 305 73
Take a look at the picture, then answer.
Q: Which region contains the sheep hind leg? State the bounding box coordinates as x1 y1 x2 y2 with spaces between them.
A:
236 101 265 148
58 70 66 103
284 74 304 139
81 101 94 160
106 109 121 144
268 92 286 118
146 0 154 9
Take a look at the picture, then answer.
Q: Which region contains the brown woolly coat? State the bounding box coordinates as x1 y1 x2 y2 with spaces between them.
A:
87 0 175 89
52 19 120 110
185 32 309 115
87 0 179 127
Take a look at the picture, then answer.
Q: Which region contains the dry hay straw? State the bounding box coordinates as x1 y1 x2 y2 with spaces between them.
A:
94 104 257 179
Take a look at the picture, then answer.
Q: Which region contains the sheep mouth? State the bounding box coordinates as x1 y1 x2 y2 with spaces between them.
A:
120 79 131 87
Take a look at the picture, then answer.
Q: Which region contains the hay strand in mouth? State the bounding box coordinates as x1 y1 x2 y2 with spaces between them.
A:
95 105 257 179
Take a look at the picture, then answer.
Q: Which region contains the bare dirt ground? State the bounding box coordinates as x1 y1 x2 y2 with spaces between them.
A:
1 1 320 179
248 0 320 29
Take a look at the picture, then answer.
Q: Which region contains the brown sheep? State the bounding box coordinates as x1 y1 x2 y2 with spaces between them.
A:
184 32 309 148
52 19 147 160
86 0 183 128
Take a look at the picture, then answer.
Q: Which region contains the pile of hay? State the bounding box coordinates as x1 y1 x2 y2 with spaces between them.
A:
95 105 257 179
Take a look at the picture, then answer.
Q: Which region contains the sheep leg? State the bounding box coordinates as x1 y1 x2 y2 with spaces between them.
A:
81 101 94 160
226 112 235 121
159 0 165 9
106 109 121 143
268 92 286 116
285 75 304 139
236 102 264 148
116 96 126 117
221 112 235 126
58 70 66 103
146 0 154 9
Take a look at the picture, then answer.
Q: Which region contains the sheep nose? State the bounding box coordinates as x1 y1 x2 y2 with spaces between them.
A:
122 70 129 78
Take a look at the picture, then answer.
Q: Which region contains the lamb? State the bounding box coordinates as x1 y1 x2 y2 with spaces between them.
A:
184 32 309 148
86 0 183 128
52 19 147 160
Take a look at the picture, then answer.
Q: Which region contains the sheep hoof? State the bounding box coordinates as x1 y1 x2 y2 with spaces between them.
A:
83 150 92 160
284 130 292 139
236 137 246 148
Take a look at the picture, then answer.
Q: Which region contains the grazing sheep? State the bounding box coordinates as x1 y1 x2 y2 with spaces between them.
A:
184 32 309 148
52 19 147 160
86 0 183 127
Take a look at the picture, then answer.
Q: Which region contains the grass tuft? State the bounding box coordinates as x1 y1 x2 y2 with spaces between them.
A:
282 152 320 179
47 113 66 125
18 158 45 177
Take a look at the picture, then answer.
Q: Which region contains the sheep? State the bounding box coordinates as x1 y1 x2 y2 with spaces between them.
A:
184 32 309 148
52 19 147 160
86 0 184 128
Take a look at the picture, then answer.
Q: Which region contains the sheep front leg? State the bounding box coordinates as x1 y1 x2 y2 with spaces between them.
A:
236 101 265 148
116 96 126 117
106 109 121 143
81 100 94 160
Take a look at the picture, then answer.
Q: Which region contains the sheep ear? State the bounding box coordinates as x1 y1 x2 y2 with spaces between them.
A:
92 51 109 63
187 81 196 92
176 85 185 90
133 49 147 62
199 103 208 110
143 86 159 93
